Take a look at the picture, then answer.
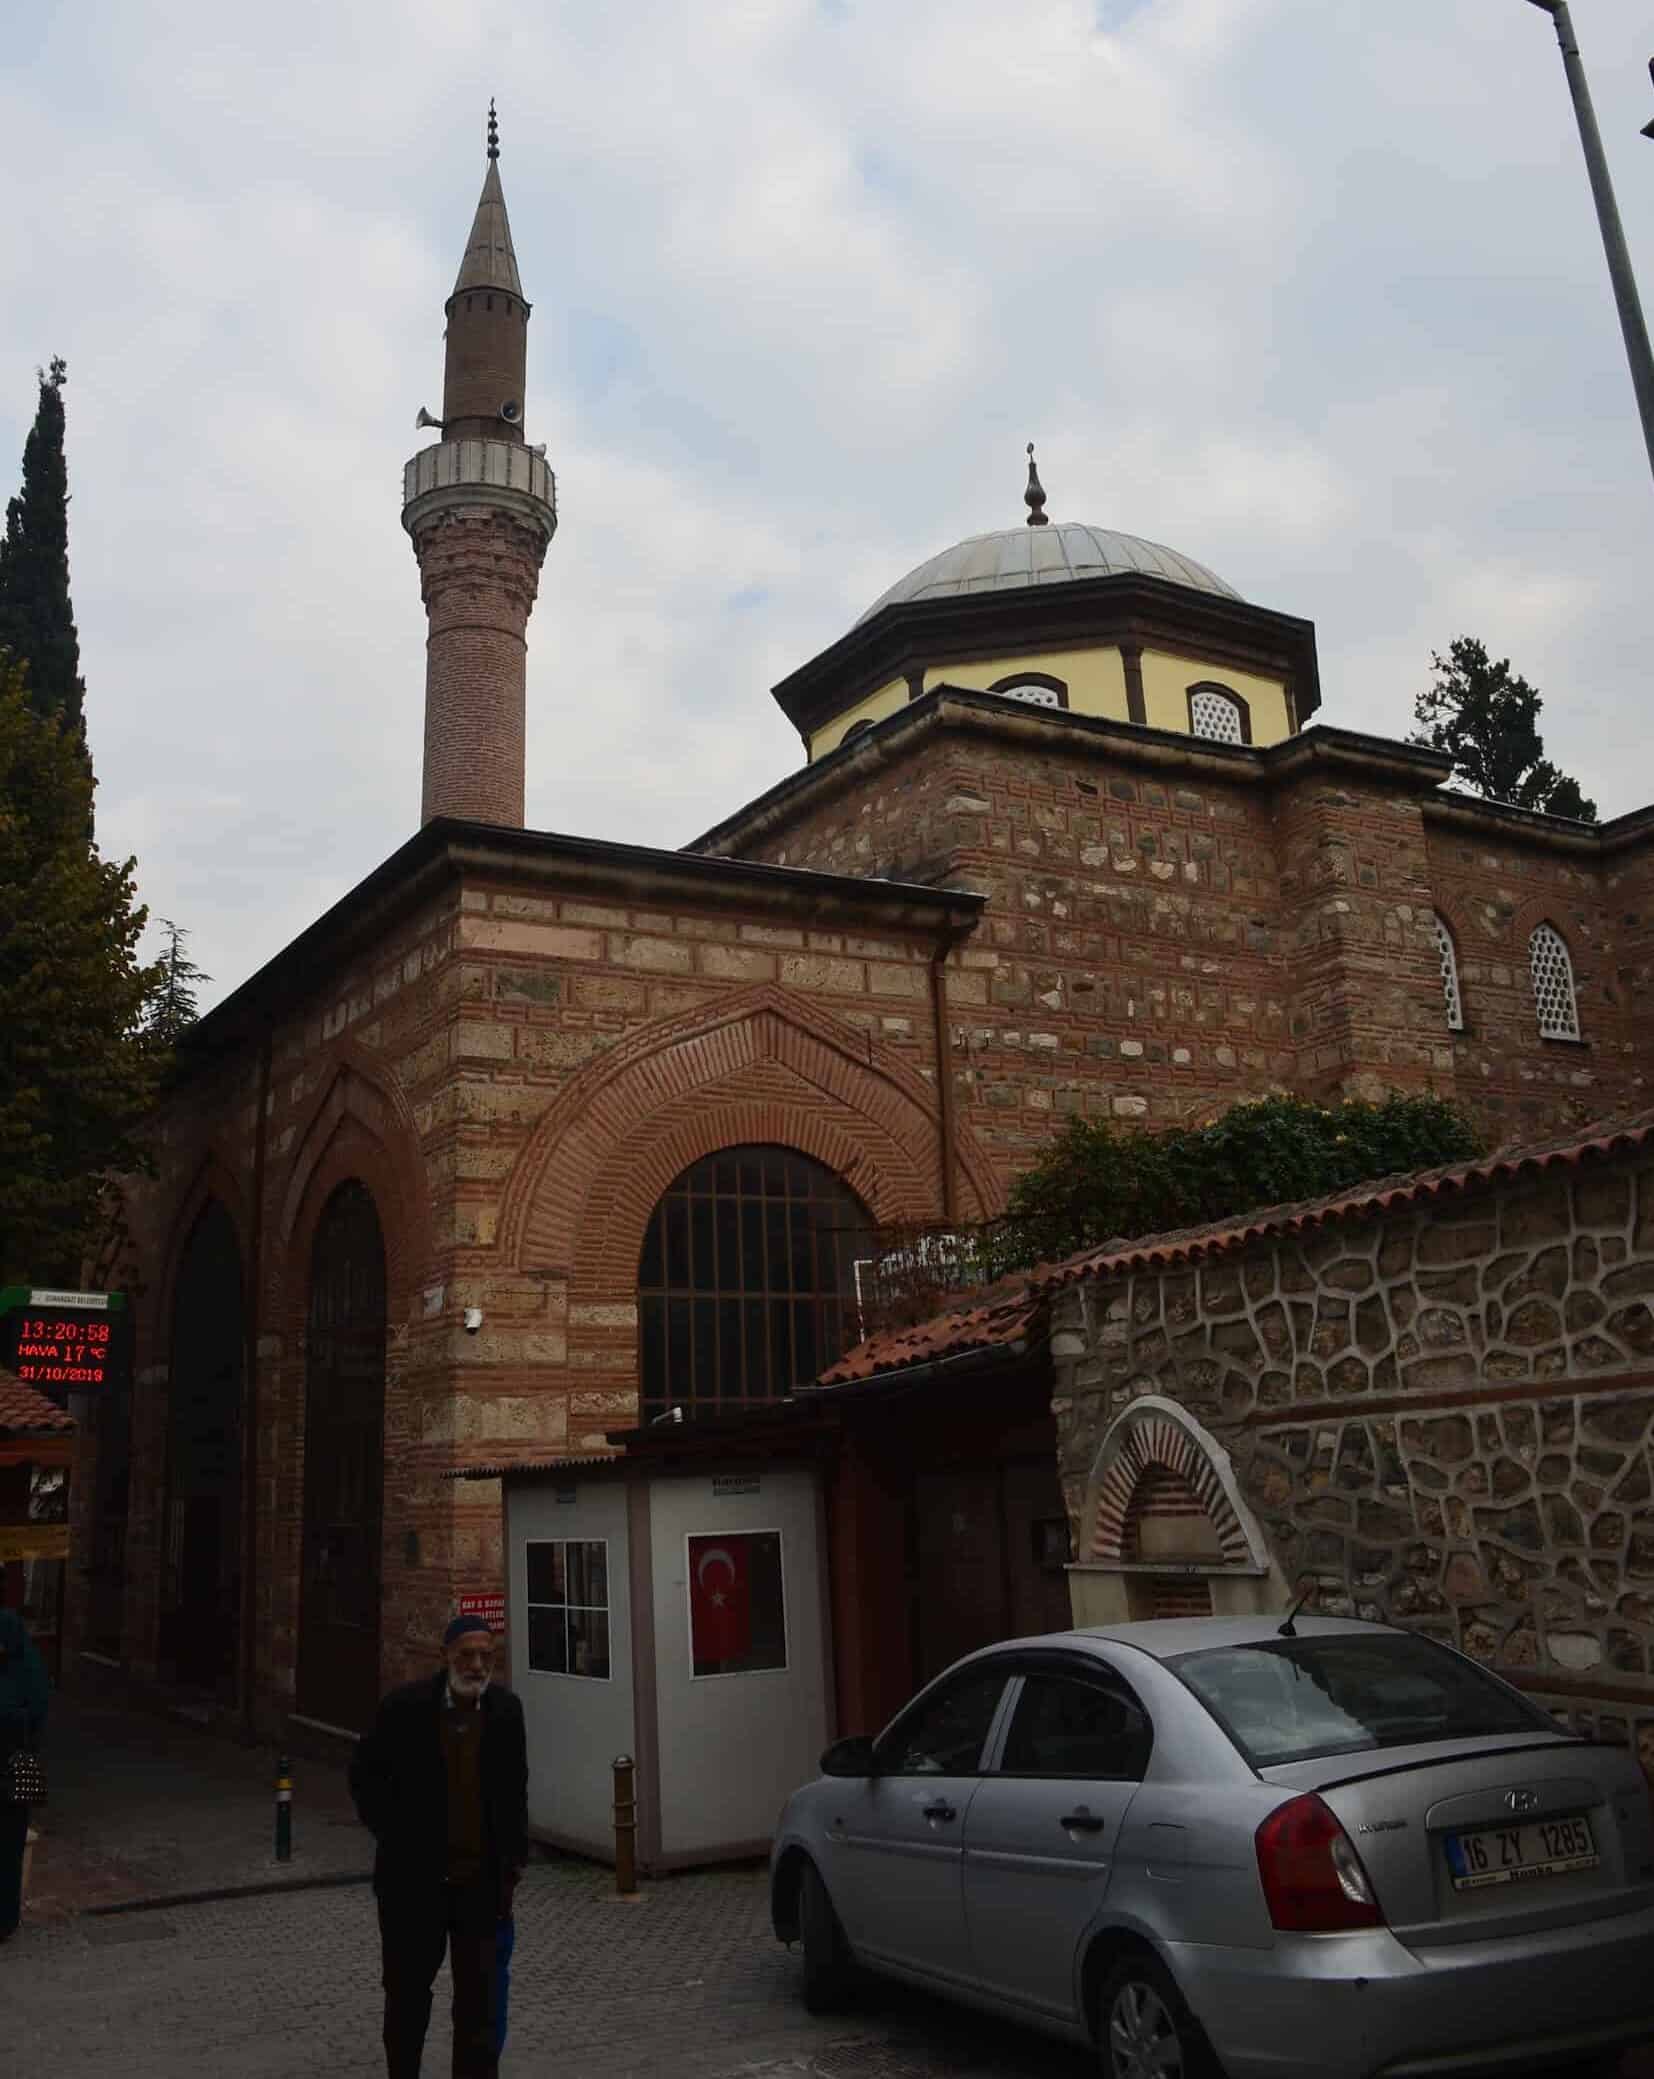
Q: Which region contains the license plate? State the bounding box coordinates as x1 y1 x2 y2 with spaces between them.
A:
1445 1814 1599 1890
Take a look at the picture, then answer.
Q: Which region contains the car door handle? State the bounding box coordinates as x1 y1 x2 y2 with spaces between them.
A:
1060 1811 1106 1833
922 1801 958 1823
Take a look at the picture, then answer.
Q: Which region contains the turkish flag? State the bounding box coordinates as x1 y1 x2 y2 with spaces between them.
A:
689 1536 752 1667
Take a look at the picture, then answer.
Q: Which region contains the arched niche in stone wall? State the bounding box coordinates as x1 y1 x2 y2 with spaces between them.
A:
1069 1395 1284 1626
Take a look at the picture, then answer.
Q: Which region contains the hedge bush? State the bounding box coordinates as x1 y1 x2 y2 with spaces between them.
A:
1000 1092 1483 1269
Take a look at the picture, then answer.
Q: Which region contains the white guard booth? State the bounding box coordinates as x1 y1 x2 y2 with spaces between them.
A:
500 1457 832 1870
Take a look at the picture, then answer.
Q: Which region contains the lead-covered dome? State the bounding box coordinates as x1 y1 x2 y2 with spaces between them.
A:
856 521 1240 625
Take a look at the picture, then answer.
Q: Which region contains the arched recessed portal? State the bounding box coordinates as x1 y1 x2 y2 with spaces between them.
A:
162 1200 245 1697
1072 1396 1276 1626
637 1146 873 1421
297 1179 386 1733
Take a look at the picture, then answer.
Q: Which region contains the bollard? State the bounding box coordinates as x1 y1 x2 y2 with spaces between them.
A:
611 1753 639 1899
275 1753 293 1863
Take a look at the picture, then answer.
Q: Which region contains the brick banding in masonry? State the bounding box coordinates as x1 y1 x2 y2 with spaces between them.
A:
499 983 1000 1277
1087 1409 1253 1566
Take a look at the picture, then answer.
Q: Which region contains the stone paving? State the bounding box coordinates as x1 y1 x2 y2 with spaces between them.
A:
25 1692 370 1917
10 1694 1654 2078
8 1857 1098 2079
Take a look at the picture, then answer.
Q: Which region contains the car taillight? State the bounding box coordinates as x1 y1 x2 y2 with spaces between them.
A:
1255 1794 1383 1933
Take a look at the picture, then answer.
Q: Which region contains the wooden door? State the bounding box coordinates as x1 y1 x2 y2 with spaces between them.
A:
296 1181 386 1732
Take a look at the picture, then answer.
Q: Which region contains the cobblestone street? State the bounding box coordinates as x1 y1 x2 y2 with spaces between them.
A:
9 1699 1652 2079
7 1857 1097 2079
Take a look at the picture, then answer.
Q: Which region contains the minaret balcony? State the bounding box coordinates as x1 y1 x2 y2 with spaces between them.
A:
401 438 557 543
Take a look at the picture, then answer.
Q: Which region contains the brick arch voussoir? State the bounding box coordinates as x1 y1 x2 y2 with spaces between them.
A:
573 1094 933 1303
153 1146 254 1352
502 981 997 1276
276 1046 429 1313
1087 1406 1253 1566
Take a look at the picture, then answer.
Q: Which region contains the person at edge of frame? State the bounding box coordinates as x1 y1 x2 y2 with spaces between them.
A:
0 1608 49 1941
349 1615 528 2077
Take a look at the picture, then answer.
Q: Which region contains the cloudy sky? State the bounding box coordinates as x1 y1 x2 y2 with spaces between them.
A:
4 0 1652 1010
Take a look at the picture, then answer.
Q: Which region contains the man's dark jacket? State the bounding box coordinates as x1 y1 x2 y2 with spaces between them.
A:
348 1675 529 1896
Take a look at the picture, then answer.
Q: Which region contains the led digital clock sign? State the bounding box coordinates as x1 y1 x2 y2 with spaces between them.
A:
0 1286 129 1394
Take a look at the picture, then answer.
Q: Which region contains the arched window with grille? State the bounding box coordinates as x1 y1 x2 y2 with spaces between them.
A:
1431 913 1465 1033
987 672 1067 709
637 1147 873 1421
1529 922 1580 1040
1187 682 1250 744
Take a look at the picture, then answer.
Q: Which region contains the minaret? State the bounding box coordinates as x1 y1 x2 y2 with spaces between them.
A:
403 104 557 827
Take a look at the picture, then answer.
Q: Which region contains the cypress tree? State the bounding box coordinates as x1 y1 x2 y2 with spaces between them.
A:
0 358 89 757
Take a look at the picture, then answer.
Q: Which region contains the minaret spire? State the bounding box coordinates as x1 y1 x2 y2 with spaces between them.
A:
402 113 558 829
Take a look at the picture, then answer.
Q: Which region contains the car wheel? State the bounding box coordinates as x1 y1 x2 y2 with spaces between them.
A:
1096 1951 1218 2079
798 1857 856 2015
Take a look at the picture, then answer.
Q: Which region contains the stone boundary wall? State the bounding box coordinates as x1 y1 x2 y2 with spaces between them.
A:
1050 1147 1654 1782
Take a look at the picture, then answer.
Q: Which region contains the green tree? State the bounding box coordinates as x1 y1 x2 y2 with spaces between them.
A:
0 359 87 742
0 660 164 1283
1410 636 1596 822
144 918 210 1044
1001 1092 1483 1268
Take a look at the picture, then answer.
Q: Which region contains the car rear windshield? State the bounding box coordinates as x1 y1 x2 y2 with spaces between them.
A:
1165 1634 1555 1768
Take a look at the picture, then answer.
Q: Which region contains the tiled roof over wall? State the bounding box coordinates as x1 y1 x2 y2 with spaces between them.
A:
813 1110 1654 1384
1031 1109 1654 1288
0 1369 76 1435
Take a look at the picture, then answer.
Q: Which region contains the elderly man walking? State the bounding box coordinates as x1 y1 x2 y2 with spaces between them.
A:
349 1616 528 2078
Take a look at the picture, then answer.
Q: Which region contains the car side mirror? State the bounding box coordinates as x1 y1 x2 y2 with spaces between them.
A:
820 1734 878 1778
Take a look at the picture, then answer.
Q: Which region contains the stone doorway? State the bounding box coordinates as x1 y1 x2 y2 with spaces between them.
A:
296 1180 386 1733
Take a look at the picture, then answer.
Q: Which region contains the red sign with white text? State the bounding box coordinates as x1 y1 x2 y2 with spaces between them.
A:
457 1592 506 1634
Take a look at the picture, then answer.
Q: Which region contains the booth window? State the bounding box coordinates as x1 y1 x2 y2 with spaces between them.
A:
688 1529 787 1678
526 1538 610 1679
1529 921 1580 1040
638 1147 872 1420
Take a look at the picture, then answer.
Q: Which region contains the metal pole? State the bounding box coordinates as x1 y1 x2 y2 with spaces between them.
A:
611 1753 639 1899
1528 0 1654 483
274 1753 292 1863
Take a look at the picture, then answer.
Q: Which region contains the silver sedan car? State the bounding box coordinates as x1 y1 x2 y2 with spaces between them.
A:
769 1615 1654 2078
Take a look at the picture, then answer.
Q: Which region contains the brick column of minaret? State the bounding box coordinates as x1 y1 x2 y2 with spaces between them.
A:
403 107 557 828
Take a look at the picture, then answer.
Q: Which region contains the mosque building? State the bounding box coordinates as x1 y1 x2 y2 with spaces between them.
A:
66 114 1654 1743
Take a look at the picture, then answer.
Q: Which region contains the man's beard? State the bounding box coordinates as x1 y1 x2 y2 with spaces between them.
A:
450 1670 491 1700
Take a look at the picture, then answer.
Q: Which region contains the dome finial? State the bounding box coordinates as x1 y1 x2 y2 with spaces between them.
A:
487 98 500 161
1024 441 1049 527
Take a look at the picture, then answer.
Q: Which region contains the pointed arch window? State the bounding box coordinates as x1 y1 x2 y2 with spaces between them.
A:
1187 683 1250 744
1431 913 1464 1033
1529 922 1580 1040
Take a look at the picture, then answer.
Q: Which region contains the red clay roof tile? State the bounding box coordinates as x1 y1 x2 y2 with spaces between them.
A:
814 1285 1039 1387
1026 1107 1654 1290
0 1369 77 1435
812 1109 1654 1385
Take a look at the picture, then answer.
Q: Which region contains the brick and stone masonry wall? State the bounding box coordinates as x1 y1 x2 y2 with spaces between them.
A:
1049 1146 1654 1783
77 854 982 1729
1427 806 1638 1146
714 705 1650 1160
728 722 1299 1183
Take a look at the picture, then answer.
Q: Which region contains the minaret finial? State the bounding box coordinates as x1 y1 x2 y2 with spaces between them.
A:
1024 442 1049 528
487 99 499 161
